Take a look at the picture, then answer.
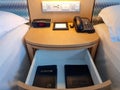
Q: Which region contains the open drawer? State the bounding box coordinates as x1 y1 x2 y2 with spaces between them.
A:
17 49 111 90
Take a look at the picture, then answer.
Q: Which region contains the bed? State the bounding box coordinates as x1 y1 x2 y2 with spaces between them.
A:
94 5 120 90
0 11 30 90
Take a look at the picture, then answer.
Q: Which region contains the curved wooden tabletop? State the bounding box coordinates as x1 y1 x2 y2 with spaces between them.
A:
25 23 99 49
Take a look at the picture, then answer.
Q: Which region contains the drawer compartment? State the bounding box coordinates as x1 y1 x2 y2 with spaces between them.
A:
17 49 111 90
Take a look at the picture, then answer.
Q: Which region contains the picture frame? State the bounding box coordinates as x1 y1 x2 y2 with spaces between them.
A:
53 22 68 30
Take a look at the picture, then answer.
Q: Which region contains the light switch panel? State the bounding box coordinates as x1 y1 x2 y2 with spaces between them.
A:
42 1 80 12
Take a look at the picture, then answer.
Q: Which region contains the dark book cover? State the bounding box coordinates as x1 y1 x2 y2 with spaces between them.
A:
33 65 57 88
65 65 94 88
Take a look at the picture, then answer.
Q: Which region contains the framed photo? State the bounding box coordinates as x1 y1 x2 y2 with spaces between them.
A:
53 22 68 30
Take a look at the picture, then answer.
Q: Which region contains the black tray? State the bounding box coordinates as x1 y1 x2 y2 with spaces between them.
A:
33 65 57 88
65 65 94 88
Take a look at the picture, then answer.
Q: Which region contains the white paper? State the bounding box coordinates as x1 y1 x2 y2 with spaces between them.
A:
55 23 67 28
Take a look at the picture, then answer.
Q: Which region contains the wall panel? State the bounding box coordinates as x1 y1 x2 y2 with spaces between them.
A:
0 0 28 18
0 0 120 22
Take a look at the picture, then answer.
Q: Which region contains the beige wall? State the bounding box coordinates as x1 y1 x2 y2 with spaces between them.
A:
27 0 95 22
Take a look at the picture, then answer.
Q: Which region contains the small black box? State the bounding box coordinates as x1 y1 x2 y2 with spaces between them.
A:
33 65 57 88
32 19 51 28
65 65 94 88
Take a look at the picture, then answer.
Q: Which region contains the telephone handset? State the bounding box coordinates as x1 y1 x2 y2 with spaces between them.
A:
73 16 95 33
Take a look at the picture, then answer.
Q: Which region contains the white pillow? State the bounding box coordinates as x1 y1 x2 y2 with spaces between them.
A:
0 11 28 37
99 5 120 42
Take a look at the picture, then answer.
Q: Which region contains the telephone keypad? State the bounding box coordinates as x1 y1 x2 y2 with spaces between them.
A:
81 18 95 33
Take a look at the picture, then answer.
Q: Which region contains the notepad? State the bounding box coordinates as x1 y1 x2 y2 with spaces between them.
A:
53 22 68 30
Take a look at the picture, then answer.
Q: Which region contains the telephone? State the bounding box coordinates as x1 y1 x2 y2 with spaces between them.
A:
73 16 95 33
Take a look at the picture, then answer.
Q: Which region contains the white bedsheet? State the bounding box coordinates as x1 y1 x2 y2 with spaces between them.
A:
0 24 30 90
94 23 120 90
94 23 120 71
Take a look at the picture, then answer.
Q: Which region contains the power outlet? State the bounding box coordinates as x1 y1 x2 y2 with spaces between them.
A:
42 1 80 12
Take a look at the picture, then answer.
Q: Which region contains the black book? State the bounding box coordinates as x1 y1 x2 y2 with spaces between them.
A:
65 65 94 88
33 65 57 88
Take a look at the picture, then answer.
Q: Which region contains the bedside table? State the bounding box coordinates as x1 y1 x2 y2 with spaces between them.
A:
24 23 99 63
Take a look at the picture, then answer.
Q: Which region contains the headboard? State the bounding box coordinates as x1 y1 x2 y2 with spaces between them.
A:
27 0 95 22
